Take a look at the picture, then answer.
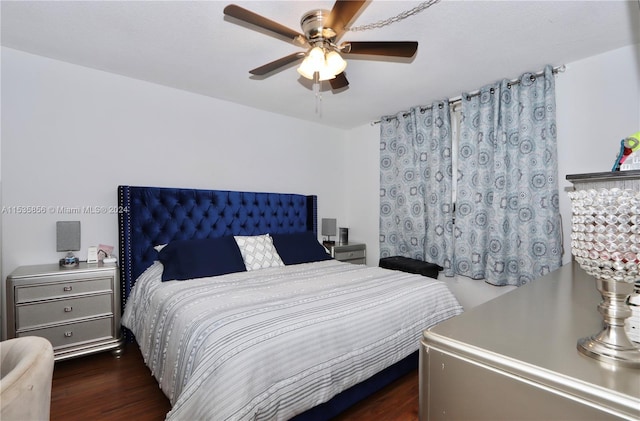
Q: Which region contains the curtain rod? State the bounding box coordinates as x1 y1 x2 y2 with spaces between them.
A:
371 64 566 125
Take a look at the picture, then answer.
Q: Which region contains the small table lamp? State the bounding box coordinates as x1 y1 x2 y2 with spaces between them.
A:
322 218 337 246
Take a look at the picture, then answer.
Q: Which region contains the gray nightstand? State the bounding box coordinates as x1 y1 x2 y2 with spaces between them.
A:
6 262 123 361
328 242 366 264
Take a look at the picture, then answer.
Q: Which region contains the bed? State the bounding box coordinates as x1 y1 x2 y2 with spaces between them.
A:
118 185 463 420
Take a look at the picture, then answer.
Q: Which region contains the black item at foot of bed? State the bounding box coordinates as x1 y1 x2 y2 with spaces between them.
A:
379 256 443 279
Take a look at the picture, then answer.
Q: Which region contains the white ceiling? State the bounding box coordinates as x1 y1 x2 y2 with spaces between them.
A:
2 1 639 129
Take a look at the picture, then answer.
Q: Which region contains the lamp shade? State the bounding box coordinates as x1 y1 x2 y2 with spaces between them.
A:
56 221 80 252
325 51 347 75
297 47 343 81
297 47 324 79
321 218 337 236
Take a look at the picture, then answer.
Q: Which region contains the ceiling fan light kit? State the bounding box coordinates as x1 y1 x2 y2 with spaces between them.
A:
297 47 347 81
223 0 427 110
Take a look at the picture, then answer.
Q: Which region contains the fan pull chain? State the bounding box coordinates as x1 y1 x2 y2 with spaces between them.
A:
345 0 441 32
313 72 322 117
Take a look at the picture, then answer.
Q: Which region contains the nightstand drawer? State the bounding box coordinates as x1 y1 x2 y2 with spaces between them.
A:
19 317 113 349
16 294 113 329
15 277 113 303
334 249 366 261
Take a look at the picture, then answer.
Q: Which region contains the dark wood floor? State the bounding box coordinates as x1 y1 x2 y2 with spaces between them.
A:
51 343 419 421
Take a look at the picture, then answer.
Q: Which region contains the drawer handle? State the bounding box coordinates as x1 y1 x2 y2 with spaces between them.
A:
63 286 73 292
64 306 73 313
64 331 73 338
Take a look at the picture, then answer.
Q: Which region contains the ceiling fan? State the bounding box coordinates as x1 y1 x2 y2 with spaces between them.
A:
223 1 418 91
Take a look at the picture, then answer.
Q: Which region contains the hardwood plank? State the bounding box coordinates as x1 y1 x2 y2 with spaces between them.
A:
51 343 171 421
51 343 418 420
333 368 419 421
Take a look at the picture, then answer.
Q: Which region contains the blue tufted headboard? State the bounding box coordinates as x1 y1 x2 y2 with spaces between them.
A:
117 185 318 312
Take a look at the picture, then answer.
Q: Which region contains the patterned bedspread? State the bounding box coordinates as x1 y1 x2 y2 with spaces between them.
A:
122 260 463 420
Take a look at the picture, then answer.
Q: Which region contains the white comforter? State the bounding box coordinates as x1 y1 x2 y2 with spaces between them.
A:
122 259 463 420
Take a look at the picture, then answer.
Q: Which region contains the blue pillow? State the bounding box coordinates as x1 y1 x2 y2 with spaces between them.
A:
158 236 246 281
271 231 333 265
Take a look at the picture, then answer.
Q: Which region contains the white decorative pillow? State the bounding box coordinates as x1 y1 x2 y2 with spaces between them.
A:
234 234 284 271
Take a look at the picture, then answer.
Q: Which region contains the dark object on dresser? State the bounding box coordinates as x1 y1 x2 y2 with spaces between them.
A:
379 256 443 279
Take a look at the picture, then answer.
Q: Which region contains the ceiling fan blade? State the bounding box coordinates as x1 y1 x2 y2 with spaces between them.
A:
224 4 307 46
330 72 349 90
249 52 306 76
341 41 418 58
325 0 367 40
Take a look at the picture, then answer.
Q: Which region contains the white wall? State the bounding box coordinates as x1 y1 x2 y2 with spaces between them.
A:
1 47 349 281
344 122 380 264
345 44 640 308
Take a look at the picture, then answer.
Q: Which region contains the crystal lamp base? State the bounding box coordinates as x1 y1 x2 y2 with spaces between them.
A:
577 278 640 368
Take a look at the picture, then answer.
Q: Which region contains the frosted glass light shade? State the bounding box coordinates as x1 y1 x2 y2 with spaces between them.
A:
325 51 347 75
297 47 344 81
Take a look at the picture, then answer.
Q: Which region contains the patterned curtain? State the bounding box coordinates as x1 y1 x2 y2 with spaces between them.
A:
380 102 453 263
455 65 562 286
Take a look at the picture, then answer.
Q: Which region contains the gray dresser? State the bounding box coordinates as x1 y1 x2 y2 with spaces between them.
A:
420 262 639 420
6 262 123 361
